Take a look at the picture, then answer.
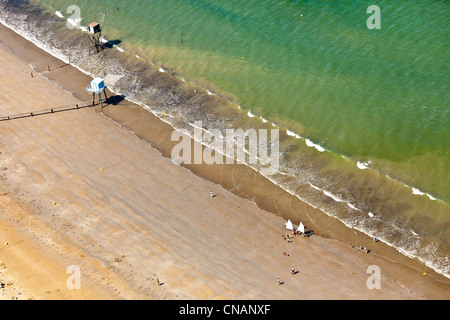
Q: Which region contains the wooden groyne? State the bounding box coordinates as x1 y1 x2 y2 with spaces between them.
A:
0 103 89 122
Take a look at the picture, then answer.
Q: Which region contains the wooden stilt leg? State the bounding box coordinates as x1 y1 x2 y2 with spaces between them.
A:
103 90 108 104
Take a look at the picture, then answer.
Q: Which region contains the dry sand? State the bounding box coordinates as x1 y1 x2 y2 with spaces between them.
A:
0 22 449 300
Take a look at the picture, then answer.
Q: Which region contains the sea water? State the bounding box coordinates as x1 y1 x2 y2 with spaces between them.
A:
0 0 448 278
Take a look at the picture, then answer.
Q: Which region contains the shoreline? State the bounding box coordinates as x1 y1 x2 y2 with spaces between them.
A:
1 4 448 280
0 21 449 299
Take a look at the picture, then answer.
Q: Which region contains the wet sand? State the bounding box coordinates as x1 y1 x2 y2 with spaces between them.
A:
0 22 449 300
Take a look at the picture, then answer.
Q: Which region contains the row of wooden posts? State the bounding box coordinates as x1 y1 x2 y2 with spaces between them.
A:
30 57 71 78
0 104 88 121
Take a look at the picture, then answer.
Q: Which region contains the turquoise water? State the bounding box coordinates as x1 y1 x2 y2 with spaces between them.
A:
1 0 448 277
36 0 449 200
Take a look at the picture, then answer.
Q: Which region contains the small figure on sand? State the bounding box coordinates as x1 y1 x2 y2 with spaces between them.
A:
277 278 280 285
291 267 295 275
360 246 370 253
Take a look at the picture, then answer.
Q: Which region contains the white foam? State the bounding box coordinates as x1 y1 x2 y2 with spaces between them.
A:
324 190 344 203
305 138 325 152
247 111 255 118
116 46 125 52
357 161 370 170
159 67 165 73
411 187 437 201
286 130 301 139
311 184 363 212
55 11 64 19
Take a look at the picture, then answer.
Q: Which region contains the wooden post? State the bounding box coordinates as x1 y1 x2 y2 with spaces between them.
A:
99 93 102 108
103 90 108 104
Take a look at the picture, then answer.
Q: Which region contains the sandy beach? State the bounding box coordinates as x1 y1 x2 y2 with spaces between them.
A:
0 22 449 300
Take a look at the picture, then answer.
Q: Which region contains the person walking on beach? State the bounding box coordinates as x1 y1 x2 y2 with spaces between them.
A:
291 267 295 275
277 277 280 285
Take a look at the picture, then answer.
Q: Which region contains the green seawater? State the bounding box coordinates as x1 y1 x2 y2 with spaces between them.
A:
4 0 447 276
37 0 449 201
